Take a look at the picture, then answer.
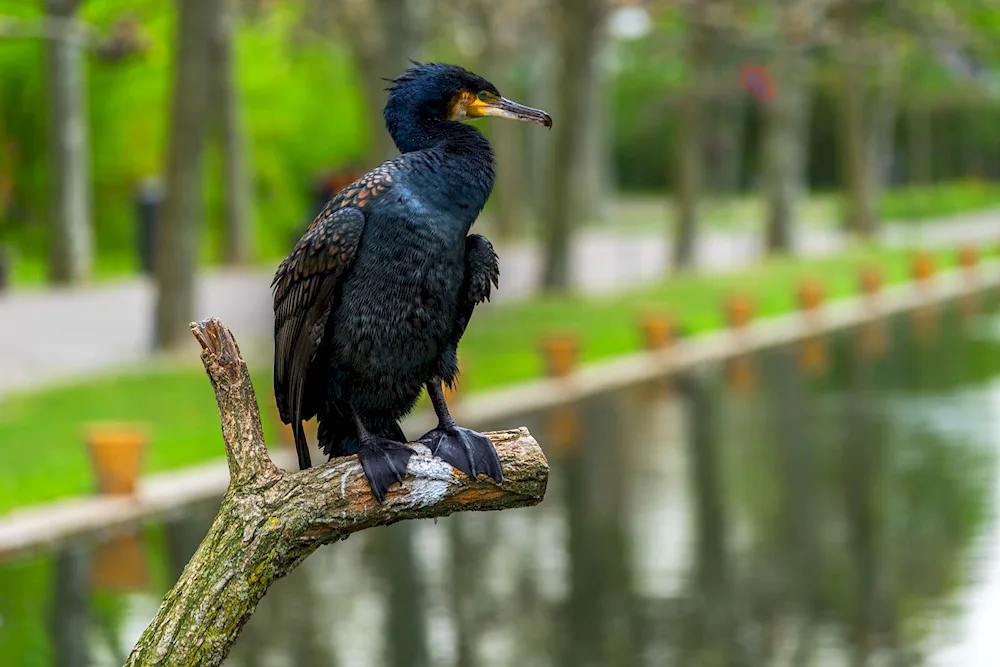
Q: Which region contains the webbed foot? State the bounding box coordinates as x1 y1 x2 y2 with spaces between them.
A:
418 424 503 484
357 437 414 504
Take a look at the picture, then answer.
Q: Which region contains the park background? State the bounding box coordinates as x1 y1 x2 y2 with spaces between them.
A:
2 0 1000 665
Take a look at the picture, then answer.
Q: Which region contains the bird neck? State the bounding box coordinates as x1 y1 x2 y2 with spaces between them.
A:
392 119 496 222
389 115 491 159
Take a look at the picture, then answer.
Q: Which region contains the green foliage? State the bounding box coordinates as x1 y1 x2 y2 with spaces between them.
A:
0 0 367 265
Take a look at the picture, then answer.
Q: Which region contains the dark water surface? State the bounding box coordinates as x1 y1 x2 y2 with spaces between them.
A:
3 296 1000 666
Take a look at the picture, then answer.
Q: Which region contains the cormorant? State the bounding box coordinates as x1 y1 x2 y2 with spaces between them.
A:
272 62 552 502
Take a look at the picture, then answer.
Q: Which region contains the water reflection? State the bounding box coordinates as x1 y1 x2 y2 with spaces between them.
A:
1 300 999 666
51 546 89 667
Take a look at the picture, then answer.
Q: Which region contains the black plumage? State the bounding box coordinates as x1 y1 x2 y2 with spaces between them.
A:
272 62 551 502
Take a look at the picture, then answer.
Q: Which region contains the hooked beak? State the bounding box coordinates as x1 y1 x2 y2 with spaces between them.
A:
475 96 553 128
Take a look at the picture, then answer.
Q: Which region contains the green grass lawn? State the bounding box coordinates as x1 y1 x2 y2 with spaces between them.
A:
878 180 1000 222
0 243 982 515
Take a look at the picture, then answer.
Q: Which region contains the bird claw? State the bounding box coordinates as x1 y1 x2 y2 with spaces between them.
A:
357 437 414 504
418 424 503 484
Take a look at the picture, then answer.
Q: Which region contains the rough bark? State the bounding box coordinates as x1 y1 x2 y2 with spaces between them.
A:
125 319 548 666
154 0 223 351
541 0 606 292
213 0 253 266
44 0 92 285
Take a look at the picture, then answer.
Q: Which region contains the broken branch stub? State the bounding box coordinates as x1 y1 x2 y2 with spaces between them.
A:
124 318 548 666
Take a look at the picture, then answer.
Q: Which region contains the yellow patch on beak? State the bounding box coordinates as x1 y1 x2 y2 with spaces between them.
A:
467 96 492 118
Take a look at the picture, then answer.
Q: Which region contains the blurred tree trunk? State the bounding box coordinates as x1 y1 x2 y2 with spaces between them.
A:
154 0 223 351
213 0 253 266
343 0 428 165
762 40 812 254
838 0 903 241
526 45 556 226
491 70 526 240
907 104 933 184
574 46 610 225
672 4 710 271
866 48 902 201
45 0 92 285
707 58 748 195
542 0 606 292
372 0 424 161
838 54 874 239
472 3 524 240
357 56 396 164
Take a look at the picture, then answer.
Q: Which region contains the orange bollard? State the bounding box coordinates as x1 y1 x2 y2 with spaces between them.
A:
86 423 148 495
858 264 882 297
540 334 579 378
958 245 978 270
725 293 754 328
797 278 825 312
912 250 935 284
639 313 674 351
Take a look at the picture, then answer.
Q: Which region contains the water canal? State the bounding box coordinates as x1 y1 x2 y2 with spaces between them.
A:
2 294 1000 666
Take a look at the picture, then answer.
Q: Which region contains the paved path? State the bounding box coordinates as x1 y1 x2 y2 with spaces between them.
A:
0 210 997 396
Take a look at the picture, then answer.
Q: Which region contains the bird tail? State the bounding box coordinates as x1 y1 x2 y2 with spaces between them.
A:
293 420 311 470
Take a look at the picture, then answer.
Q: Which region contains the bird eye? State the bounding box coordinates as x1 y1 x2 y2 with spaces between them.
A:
477 91 488 101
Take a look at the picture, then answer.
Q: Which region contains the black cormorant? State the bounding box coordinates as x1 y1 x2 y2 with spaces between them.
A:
272 62 552 502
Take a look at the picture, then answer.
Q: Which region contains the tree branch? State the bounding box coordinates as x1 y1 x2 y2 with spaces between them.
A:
125 318 549 666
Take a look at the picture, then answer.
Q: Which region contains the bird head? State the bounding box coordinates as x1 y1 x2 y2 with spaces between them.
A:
384 62 553 136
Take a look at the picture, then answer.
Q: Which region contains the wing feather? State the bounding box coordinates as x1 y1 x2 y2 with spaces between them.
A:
271 158 403 468
272 205 366 465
